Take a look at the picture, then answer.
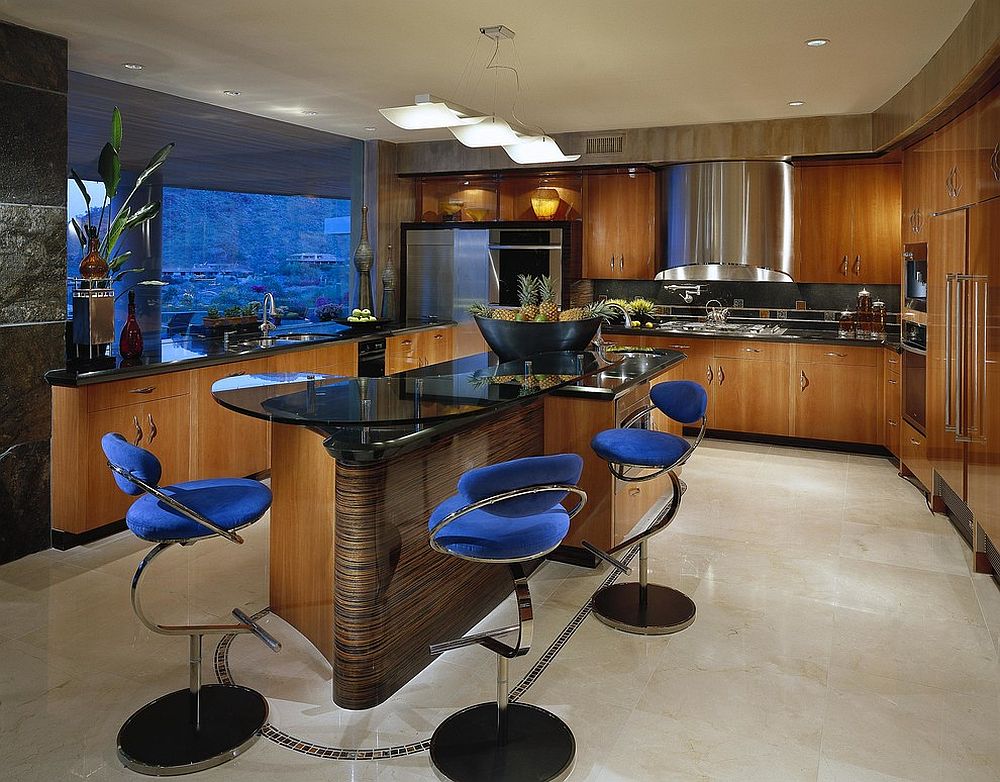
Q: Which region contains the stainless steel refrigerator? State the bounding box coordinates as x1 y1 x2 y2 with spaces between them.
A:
403 228 491 324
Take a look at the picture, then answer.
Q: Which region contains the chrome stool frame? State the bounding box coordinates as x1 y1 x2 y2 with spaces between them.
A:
428 483 587 782
109 463 280 777
583 404 707 635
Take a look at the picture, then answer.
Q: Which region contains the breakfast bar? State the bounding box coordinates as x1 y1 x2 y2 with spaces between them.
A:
211 348 684 708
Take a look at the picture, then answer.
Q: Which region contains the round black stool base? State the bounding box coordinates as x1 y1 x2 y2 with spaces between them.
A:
117 684 268 776
591 582 696 635
430 702 575 782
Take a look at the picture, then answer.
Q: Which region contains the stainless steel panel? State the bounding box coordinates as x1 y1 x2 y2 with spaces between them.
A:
405 228 489 324
657 160 793 281
487 228 562 306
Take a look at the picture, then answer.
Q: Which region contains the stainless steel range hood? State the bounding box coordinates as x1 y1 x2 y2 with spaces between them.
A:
656 161 794 282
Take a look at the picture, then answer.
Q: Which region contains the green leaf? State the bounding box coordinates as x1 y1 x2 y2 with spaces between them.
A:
107 251 133 271
70 169 91 210
100 206 130 258
111 107 122 152
135 143 174 188
97 143 121 199
121 201 160 233
70 217 87 248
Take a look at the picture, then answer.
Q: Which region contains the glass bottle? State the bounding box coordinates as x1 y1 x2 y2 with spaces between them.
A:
855 288 873 338
872 300 887 338
119 289 144 360
79 225 109 280
838 310 856 338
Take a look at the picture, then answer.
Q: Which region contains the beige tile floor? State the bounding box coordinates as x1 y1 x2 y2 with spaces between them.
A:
3 441 1000 781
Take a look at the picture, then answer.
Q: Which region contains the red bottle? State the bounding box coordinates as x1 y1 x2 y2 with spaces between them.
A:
119 290 144 359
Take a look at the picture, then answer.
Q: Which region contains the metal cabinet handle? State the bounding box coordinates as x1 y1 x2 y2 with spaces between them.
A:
706 365 714 385
888 357 898 365
129 386 155 394
628 487 640 497
991 143 1000 181
888 378 898 385
824 352 847 358
853 255 861 276
434 333 444 340
147 413 157 445
132 416 143 446
945 274 956 433
610 256 615 270
717 365 725 386
800 370 809 391
669 344 691 350
742 347 761 353
226 370 247 378
402 339 412 346
888 419 898 427
910 438 921 447
956 276 966 439
840 255 849 276
619 255 624 270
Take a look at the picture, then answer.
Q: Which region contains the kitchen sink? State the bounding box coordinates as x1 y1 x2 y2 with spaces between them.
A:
656 321 787 337
227 333 323 351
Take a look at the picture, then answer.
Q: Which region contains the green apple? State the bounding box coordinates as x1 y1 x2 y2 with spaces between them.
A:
352 308 362 316
361 308 371 316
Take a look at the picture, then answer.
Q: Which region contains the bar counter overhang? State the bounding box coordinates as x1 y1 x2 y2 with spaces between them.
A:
212 348 683 709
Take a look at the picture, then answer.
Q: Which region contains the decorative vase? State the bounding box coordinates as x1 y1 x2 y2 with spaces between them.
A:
380 244 397 322
79 225 109 279
530 188 561 220
354 204 375 314
119 290 144 359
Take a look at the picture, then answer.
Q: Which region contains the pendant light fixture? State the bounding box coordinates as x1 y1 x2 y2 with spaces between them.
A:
378 25 579 164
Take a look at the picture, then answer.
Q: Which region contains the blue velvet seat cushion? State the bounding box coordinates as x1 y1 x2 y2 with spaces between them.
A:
457 453 584 517
591 428 691 468
429 493 570 561
102 433 163 496
650 380 709 425
126 478 272 542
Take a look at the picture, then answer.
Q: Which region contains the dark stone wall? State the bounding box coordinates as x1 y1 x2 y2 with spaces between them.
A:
0 21 67 564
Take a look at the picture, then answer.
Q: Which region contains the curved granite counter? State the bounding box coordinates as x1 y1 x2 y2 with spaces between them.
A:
212 348 684 708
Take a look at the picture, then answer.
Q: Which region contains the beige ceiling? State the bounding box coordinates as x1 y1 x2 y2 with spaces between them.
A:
0 0 975 142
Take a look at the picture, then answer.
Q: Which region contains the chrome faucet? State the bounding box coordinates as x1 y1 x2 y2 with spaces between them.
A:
705 299 730 325
603 301 634 329
260 293 277 337
663 284 704 303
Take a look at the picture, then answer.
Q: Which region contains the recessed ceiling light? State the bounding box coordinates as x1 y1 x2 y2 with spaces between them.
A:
788 100 805 107
805 38 829 47
121 62 144 70
302 111 318 116
364 126 377 132
222 90 241 96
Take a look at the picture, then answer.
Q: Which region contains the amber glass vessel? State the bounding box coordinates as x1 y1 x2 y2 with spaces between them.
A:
79 226 109 280
118 290 144 359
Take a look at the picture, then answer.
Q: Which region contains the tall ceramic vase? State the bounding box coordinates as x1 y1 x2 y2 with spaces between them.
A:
354 205 375 314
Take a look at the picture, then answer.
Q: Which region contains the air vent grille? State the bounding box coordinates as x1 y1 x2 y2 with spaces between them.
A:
986 535 1000 586
934 473 974 548
585 135 625 155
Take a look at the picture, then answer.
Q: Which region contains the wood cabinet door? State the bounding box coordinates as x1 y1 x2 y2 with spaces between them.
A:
926 209 967 498
792 362 881 444
142 395 192 489
583 174 620 278
901 421 933 490
884 352 901 455
976 83 1000 204
794 165 853 282
713 359 789 435
386 333 421 374
190 357 271 479
643 336 715 431
618 172 657 279
269 342 358 376
421 327 454 367
849 164 902 284
936 105 979 211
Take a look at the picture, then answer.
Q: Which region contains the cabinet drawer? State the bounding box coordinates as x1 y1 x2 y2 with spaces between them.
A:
884 349 901 376
714 339 789 362
901 421 932 490
87 371 190 412
792 344 879 367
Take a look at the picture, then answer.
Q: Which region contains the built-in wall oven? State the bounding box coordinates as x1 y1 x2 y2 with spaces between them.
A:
902 321 927 432
488 227 564 307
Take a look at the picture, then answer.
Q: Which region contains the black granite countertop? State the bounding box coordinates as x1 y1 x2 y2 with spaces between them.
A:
211 348 685 462
604 323 902 351
44 319 456 387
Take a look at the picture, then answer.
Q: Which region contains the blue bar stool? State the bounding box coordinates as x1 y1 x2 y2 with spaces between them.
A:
584 380 708 635
427 454 587 782
101 433 281 776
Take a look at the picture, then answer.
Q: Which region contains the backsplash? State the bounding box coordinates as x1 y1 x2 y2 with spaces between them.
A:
593 280 901 314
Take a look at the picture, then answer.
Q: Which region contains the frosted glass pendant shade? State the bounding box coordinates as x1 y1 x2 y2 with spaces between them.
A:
449 117 522 147
379 98 485 130
503 135 580 164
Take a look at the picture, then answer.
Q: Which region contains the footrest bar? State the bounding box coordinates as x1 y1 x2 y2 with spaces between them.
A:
430 624 520 656
232 608 281 653
581 541 631 574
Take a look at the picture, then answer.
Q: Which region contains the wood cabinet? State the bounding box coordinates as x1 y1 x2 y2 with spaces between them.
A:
901 420 933 490
976 83 1000 204
902 137 934 243
269 341 359 376
791 346 881 445
642 336 715 432
713 356 790 436
190 357 272 480
930 104 979 213
499 174 583 221
795 163 901 284
385 326 454 374
884 349 901 457
583 171 657 279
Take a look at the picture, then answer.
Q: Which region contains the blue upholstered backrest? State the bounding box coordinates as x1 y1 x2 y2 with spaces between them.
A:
457 453 584 517
651 380 709 425
101 433 162 496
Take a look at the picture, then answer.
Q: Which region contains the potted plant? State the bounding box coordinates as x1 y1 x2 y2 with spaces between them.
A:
202 301 264 335
69 107 173 350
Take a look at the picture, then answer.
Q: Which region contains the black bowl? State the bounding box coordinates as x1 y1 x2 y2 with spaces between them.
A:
474 316 602 362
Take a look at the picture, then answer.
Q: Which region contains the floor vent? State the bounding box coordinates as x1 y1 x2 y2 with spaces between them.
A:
585 134 625 155
986 536 1000 587
935 473 974 548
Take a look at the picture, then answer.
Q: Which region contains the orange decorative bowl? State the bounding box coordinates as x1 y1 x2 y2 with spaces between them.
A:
465 207 491 222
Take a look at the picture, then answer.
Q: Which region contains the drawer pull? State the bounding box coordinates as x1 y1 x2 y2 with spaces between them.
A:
717 365 725 387
888 357 899 364
226 370 247 378
824 352 847 358
888 419 898 427
402 339 412 346
147 413 157 445
743 347 761 353
129 386 156 394
910 438 921 447
888 378 898 385
670 344 691 350
628 487 640 497
132 416 143 446
706 365 714 385
434 334 444 340
840 255 849 276
800 370 809 391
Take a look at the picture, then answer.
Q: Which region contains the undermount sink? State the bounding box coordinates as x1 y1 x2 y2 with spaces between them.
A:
227 333 321 350
656 321 787 337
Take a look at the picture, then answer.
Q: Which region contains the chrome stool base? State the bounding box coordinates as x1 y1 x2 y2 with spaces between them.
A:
591 581 696 635
430 702 575 782
117 684 267 776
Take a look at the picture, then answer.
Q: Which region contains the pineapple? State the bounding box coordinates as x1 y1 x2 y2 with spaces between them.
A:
583 300 619 323
628 298 656 319
559 307 584 321
493 307 518 321
468 301 492 318
516 274 539 321
537 275 559 321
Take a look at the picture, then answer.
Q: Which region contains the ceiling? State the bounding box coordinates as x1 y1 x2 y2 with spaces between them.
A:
0 0 976 143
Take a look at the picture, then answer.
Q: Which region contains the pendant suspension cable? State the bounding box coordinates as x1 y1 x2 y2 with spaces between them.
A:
453 34 487 109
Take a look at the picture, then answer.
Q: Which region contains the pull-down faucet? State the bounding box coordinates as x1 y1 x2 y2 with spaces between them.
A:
260 293 277 337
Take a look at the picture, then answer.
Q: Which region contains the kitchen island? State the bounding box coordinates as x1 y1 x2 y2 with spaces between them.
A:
211 348 684 709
